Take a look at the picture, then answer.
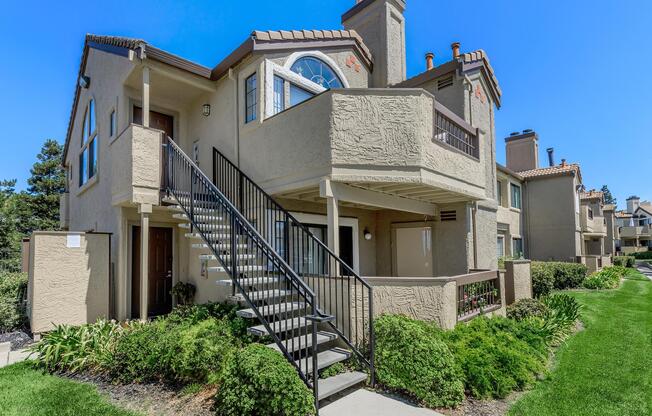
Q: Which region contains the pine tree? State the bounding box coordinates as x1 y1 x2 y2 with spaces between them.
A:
601 185 616 206
0 179 20 269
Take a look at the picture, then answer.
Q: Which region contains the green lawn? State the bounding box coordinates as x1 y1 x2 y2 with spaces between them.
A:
509 270 652 416
0 362 139 416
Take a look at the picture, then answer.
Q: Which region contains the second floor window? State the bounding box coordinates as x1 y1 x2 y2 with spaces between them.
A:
245 73 257 123
290 56 343 89
109 109 116 137
510 183 521 210
496 180 503 205
79 98 98 187
512 238 523 258
273 75 285 115
588 208 594 220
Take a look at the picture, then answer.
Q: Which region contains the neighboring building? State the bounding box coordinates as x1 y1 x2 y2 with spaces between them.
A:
616 196 652 253
579 190 609 257
50 0 519 405
496 163 525 259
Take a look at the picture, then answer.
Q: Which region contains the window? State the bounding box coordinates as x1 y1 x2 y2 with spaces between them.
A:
289 83 315 107
245 73 257 123
497 235 505 258
496 180 503 205
588 207 594 220
273 75 285 115
290 56 343 89
512 238 523 258
510 183 522 210
79 99 98 187
109 110 116 137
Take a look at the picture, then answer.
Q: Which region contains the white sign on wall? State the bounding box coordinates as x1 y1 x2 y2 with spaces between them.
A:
66 234 81 248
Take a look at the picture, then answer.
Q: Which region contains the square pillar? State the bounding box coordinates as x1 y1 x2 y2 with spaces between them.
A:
139 203 152 321
142 66 150 128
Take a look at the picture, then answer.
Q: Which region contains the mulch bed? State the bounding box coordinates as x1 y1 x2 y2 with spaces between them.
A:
0 330 33 351
66 373 216 416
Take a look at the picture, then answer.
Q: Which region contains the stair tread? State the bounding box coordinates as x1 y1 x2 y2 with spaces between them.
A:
217 277 280 286
267 331 337 353
318 371 367 401
237 302 305 318
248 317 308 336
179 223 230 230
297 348 351 374
200 254 256 261
209 265 264 273
232 289 288 302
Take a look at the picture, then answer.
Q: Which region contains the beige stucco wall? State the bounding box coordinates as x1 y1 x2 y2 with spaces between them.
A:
496 169 525 258
503 260 532 305
28 232 110 334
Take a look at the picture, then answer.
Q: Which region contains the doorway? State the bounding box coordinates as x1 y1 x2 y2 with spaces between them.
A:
392 224 434 277
133 106 174 139
131 226 173 318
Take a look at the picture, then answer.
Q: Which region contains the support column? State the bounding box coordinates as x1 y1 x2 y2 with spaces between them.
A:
320 180 340 256
142 66 150 128
139 203 152 321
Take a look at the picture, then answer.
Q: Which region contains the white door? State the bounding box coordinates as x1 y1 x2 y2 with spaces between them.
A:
394 226 433 277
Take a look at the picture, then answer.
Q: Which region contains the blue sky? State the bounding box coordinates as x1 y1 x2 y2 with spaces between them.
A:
1 0 649 208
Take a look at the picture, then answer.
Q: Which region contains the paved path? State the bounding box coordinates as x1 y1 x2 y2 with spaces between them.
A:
636 262 652 280
321 389 443 416
0 342 31 368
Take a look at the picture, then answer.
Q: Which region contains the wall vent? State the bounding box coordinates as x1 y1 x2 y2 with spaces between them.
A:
437 75 454 90
440 210 457 221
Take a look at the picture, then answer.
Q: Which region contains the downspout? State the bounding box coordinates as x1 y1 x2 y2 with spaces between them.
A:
464 74 474 126
472 201 478 269
229 68 240 166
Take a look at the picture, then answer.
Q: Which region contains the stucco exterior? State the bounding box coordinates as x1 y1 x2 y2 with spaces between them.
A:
28 232 110 334
503 260 532 305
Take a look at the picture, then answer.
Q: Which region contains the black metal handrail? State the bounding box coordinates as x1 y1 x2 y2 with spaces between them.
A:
165 137 324 398
212 147 374 381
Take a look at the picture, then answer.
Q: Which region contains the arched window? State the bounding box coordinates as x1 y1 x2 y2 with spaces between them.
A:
290 57 343 89
79 99 98 187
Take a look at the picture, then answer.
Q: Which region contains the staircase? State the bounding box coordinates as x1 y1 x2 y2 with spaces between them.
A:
163 138 373 412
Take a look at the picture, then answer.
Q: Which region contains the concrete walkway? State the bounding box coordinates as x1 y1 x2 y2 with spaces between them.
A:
321 389 443 416
0 342 31 368
636 262 652 280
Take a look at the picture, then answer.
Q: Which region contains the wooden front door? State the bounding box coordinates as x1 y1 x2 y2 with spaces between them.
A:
133 106 174 139
132 226 173 318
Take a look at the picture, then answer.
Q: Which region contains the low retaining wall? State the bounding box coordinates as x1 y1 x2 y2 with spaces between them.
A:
503 260 532 305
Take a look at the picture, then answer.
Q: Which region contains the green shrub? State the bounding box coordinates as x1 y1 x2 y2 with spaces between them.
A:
444 317 547 399
0 272 28 332
531 262 587 293
215 343 315 416
319 362 346 379
582 266 626 290
630 251 652 260
531 262 555 297
169 318 238 384
614 255 637 267
374 315 464 408
32 320 122 373
536 294 581 344
507 298 549 321
167 302 250 342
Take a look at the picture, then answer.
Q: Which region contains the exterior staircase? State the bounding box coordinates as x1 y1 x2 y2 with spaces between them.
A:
163 138 373 412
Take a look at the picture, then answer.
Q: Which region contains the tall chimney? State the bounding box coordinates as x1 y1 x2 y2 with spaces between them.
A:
342 0 407 87
425 52 434 70
546 148 555 167
451 42 460 58
505 130 539 172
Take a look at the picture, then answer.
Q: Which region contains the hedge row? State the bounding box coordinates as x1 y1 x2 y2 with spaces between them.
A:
531 261 588 297
613 256 635 267
0 272 28 333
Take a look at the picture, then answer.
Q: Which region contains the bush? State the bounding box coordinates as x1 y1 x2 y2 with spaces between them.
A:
614 255 636 267
166 302 251 342
531 262 555 297
507 298 549 321
531 261 587 292
32 320 122 373
0 272 28 332
536 294 581 344
215 343 315 416
582 266 627 290
444 317 547 399
374 315 464 408
630 251 652 260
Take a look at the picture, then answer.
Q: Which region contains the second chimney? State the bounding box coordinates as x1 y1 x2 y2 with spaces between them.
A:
451 42 460 59
425 52 434 70
546 148 555 167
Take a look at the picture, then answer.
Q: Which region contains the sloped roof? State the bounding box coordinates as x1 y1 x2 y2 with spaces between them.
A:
459 49 501 98
580 190 604 201
615 211 633 218
518 163 582 182
496 163 523 181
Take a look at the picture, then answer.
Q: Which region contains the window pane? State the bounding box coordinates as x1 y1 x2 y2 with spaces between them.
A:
290 56 343 89
512 238 523 257
245 74 257 123
110 110 116 137
289 83 315 107
273 76 285 115
510 184 521 209
88 138 97 179
497 236 505 257
82 109 89 145
79 150 87 186
496 181 502 204
89 99 95 135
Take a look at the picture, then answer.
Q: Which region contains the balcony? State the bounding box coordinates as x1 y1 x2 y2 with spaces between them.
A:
619 225 652 239
239 89 487 204
109 124 163 207
581 206 606 236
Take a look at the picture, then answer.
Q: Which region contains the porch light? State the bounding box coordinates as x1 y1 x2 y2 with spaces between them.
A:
202 103 211 117
364 228 372 241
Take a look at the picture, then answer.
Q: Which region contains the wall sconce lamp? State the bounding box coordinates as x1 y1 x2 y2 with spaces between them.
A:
78 75 91 89
202 103 211 117
363 228 372 241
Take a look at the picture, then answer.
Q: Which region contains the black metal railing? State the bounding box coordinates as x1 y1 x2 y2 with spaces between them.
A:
212 147 374 380
456 270 501 321
434 103 479 158
165 138 325 400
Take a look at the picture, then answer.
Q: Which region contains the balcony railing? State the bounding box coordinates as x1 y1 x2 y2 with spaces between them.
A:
455 270 502 321
434 102 479 159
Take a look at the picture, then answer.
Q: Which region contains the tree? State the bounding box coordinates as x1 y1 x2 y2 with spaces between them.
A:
601 185 617 206
15 139 65 235
0 179 20 270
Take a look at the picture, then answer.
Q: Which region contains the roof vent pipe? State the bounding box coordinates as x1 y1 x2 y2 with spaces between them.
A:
425 52 434 71
451 42 460 59
546 148 555 167
561 158 567 167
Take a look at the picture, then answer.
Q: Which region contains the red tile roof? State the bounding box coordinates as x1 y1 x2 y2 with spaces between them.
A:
518 163 581 181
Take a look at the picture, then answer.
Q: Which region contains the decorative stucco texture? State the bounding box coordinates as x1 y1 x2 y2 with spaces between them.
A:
503 260 532 305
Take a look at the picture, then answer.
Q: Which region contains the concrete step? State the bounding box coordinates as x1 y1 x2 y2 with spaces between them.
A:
248 317 308 336
298 348 351 374
184 232 234 241
199 253 256 262
179 223 230 231
237 302 305 319
172 213 223 222
208 264 264 273
191 243 248 250
231 289 289 302
317 371 367 401
167 204 221 215
217 277 280 286
268 331 338 354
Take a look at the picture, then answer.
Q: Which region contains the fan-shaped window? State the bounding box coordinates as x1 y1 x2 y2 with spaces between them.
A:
290 57 343 89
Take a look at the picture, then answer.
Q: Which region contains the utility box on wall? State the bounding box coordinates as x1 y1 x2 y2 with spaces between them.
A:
28 231 110 334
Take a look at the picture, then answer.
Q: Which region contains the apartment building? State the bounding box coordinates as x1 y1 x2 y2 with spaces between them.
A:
616 196 652 253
